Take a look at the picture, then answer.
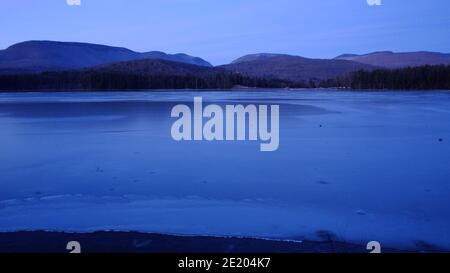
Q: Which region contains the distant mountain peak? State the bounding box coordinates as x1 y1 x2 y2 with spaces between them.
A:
231 53 293 64
0 40 212 74
334 51 450 68
8 40 132 52
335 53 359 59
369 51 394 55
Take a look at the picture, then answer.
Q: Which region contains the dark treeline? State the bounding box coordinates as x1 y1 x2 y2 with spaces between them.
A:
0 71 307 91
0 65 449 91
345 65 450 90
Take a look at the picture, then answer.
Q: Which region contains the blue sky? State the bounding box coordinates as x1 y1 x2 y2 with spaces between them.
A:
0 0 449 65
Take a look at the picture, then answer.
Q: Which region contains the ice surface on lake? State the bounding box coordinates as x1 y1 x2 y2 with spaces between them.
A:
0 90 450 251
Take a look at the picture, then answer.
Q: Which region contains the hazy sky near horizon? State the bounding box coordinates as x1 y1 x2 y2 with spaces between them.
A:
0 0 449 65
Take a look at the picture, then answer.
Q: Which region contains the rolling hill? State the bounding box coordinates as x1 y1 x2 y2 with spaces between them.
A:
88 58 227 77
221 53 376 82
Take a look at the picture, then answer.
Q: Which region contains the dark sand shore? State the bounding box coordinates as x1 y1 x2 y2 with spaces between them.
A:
0 231 409 253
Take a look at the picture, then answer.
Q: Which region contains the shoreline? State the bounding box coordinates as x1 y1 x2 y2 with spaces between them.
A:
0 88 450 94
0 231 417 253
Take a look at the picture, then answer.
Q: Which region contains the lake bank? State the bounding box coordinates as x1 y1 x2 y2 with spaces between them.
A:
0 87 450 93
0 231 410 253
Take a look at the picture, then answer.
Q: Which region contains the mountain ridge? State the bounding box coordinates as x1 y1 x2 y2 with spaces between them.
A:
334 51 450 68
0 40 212 74
1 41 449 84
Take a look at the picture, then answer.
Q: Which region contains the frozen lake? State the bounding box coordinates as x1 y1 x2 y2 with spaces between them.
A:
0 90 449 251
